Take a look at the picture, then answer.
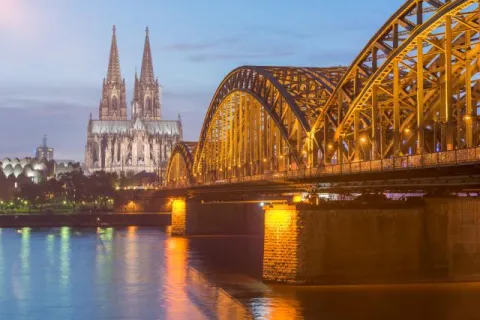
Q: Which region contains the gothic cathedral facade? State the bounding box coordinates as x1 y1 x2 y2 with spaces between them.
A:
85 27 182 179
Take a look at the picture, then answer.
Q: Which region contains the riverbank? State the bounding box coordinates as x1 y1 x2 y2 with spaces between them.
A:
0 212 171 228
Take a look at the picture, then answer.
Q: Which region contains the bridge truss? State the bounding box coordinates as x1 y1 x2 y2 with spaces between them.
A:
166 0 480 188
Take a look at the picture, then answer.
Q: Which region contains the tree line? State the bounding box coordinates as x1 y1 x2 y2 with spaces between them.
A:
5 171 121 213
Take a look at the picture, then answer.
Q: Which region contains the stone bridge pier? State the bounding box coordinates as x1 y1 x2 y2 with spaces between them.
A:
263 198 480 284
171 197 480 285
171 198 264 236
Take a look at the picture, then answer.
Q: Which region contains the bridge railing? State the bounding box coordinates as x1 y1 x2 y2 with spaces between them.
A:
163 147 480 189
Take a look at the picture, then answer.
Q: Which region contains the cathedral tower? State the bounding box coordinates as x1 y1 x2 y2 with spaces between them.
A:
99 26 127 120
132 27 162 120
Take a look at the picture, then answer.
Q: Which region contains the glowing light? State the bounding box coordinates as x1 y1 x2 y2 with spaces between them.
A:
260 202 265 207
126 201 137 212
327 144 334 150
404 128 411 133
292 195 303 203
263 158 267 162
360 136 367 143
63 200 67 205
464 115 472 121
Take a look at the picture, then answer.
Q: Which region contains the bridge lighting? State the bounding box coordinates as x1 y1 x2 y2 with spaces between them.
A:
260 202 265 207
464 115 472 121
327 144 334 150
292 195 303 203
404 128 411 133
263 158 267 162
360 136 367 143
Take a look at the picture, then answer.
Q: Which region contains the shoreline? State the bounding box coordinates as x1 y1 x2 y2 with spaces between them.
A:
0 212 171 228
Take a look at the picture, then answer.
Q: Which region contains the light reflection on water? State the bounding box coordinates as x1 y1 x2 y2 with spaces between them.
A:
0 228 480 319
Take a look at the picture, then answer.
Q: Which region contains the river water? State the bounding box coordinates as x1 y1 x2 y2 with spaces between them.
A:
0 227 480 320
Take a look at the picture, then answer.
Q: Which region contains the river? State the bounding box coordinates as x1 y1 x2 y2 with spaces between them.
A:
0 227 479 319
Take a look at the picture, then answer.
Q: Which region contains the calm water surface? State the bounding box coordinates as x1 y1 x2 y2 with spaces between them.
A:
0 227 480 319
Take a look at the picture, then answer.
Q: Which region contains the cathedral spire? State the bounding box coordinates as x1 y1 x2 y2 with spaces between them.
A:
132 27 161 120
99 25 127 120
107 25 122 83
140 26 155 84
133 68 139 99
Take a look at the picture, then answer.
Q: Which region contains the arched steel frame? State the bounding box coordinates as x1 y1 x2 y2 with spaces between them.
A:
192 66 345 179
312 0 480 164
165 141 197 187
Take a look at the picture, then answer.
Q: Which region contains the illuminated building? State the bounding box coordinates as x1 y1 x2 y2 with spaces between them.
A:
0 157 81 184
84 26 183 178
36 134 54 161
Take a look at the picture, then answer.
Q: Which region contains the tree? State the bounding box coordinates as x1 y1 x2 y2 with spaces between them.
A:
87 171 117 209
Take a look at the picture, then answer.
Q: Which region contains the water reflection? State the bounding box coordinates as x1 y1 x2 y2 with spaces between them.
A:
165 236 201 319
0 228 480 319
0 229 3 301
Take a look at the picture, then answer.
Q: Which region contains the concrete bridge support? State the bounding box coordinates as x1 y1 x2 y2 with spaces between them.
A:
263 198 480 284
171 198 264 236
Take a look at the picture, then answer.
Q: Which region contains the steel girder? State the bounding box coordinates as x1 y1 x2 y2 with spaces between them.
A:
193 66 345 177
165 141 197 187
312 0 480 164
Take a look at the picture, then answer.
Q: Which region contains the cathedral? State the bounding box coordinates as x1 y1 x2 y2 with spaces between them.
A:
85 26 182 179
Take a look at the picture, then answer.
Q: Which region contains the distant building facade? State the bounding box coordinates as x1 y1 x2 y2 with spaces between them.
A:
36 134 54 161
84 26 182 178
1 157 81 184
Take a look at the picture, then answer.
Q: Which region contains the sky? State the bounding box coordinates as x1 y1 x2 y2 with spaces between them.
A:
0 0 405 161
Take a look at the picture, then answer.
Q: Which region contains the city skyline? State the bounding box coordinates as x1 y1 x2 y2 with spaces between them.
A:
0 0 405 160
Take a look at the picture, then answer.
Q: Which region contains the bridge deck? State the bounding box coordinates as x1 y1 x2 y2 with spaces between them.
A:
165 147 480 192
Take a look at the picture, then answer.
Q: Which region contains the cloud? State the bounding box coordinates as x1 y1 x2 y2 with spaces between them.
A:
245 25 311 39
189 51 294 62
160 36 240 52
0 83 98 161
163 90 212 141
306 51 357 67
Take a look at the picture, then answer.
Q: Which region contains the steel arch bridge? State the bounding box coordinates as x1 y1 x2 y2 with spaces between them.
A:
165 141 197 187
166 0 480 188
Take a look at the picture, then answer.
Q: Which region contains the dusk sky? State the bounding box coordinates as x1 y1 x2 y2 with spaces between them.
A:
0 0 404 161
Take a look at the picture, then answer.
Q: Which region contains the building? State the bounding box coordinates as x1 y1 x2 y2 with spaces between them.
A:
1 157 81 184
36 134 54 161
84 26 183 178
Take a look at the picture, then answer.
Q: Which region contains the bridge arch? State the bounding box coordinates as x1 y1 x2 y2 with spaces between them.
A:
192 66 345 182
165 141 197 187
312 0 480 164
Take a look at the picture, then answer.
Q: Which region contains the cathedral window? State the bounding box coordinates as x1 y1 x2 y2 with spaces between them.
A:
111 95 118 110
145 97 152 112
